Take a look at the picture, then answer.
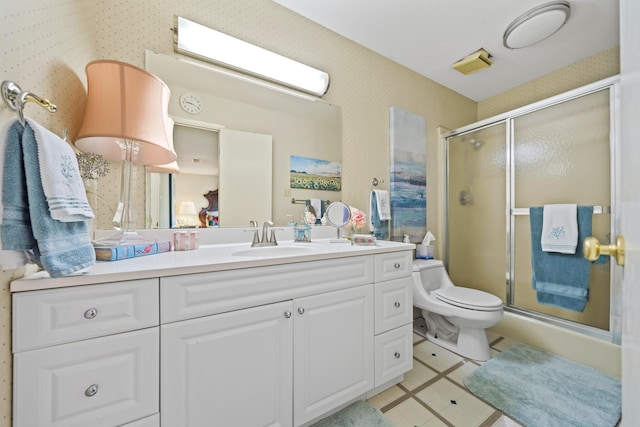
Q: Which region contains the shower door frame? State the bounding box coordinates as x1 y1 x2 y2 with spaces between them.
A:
443 76 622 344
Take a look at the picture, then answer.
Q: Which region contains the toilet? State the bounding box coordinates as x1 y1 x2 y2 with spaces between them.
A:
412 259 503 361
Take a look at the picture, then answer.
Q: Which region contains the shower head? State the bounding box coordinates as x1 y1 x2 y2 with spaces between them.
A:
469 138 484 150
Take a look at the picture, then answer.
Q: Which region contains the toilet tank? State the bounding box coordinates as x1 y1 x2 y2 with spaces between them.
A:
412 259 450 291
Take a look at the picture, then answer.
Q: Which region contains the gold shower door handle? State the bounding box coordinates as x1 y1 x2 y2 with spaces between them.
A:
583 236 625 266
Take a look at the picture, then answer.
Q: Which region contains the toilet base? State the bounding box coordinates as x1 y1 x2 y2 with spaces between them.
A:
424 326 492 361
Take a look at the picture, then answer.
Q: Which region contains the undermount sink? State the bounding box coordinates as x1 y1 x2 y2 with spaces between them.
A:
231 245 316 258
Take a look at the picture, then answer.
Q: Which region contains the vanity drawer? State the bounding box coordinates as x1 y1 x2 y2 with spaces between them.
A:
13 328 159 427
374 277 413 335
122 414 159 427
374 323 413 387
13 279 159 352
161 255 374 323
374 251 413 282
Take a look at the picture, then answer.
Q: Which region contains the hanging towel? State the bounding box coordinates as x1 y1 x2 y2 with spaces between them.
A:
530 206 594 312
25 118 94 222
1 120 95 278
372 189 391 220
369 190 389 240
306 199 323 224
0 121 35 268
541 204 578 253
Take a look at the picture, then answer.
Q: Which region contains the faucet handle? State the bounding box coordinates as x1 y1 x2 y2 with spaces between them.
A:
244 228 260 246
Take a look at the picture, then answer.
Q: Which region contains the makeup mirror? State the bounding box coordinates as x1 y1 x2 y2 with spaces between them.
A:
325 202 351 242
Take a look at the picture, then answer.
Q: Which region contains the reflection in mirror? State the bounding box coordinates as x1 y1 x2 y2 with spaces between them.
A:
325 202 352 242
144 50 342 229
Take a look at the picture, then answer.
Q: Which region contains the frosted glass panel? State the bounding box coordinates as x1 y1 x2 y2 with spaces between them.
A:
514 90 610 207
447 123 507 300
512 89 611 329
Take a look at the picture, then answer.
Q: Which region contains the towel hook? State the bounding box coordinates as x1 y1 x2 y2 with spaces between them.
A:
371 177 384 187
1 80 57 125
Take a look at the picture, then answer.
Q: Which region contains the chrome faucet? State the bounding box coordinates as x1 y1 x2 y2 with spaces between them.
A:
246 220 278 247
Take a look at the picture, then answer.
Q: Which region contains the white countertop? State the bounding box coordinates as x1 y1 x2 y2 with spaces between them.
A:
10 239 415 292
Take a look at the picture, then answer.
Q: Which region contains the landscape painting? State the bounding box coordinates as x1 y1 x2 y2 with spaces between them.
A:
389 106 427 242
290 155 342 191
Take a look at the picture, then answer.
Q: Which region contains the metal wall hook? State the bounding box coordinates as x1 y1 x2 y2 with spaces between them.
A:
1 80 57 125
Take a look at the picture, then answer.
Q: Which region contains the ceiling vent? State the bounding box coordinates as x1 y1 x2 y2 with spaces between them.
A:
452 49 493 75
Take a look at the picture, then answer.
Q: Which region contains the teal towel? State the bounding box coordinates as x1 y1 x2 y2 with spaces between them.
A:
530 206 593 312
369 190 388 240
1 121 95 277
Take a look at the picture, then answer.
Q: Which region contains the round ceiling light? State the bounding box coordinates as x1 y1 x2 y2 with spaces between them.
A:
503 1 571 49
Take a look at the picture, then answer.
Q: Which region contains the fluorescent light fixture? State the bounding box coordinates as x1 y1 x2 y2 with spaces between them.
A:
503 1 571 49
173 16 330 97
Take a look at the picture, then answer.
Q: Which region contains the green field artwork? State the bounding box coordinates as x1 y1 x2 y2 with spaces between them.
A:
290 155 341 191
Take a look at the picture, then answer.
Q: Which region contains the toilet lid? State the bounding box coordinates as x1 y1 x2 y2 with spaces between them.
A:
434 287 503 311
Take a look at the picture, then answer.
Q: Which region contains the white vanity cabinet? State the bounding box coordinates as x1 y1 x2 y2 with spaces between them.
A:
161 285 373 427
12 279 160 427
373 252 414 387
11 242 414 427
160 256 375 427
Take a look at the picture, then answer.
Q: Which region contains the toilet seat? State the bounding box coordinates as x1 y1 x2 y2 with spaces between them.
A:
433 287 503 311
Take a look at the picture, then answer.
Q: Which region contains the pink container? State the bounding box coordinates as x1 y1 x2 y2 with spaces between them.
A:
173 231 199 251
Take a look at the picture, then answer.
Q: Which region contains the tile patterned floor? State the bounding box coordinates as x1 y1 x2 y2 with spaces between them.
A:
367 327 524 427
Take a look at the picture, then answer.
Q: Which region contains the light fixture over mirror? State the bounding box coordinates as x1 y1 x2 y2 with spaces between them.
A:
503 1 571 49
173 16 330 97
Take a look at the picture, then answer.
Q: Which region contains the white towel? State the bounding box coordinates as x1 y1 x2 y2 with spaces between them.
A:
307 199 322 218
541 204 578 254
373 190 391 220
0 120 34 269
25 118 94 222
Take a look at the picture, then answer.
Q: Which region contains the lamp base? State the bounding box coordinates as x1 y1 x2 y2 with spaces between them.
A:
93 230 156 247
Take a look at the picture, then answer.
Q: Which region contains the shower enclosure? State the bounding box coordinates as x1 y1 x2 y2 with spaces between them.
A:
444 77 621 343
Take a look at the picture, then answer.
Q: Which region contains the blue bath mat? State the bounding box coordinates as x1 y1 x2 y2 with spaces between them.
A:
311 401 393 427
463 344 621 427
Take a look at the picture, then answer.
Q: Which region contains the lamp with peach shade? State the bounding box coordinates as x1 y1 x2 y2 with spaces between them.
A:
75 60 176 245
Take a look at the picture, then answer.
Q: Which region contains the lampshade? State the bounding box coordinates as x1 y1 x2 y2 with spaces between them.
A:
146 117 180 174
503 1 571 49
179 201 197 215
75 60 177 165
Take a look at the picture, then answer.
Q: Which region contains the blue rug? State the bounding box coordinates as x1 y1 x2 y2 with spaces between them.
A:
463 344 621 427
311 401 393 427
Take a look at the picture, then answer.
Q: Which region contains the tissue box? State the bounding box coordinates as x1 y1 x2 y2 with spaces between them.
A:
173 230 199 251
416 244 434 259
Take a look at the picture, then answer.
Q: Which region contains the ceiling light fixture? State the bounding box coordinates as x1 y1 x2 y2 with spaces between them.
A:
173 16 330 97
503 1 571 49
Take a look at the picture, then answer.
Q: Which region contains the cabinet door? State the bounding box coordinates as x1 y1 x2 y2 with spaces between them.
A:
161 301 294 427
293 285 374 426
13 328 158 427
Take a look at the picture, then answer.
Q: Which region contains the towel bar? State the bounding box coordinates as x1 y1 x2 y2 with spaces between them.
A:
512 206 610 216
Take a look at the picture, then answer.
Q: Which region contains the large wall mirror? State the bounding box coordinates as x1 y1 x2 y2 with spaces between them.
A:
144 50 342 229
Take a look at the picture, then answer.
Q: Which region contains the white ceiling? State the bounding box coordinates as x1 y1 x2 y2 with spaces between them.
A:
272 0 620 101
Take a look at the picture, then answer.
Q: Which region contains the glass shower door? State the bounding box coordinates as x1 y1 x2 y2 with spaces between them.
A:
447 122 507 301
511 88 612 331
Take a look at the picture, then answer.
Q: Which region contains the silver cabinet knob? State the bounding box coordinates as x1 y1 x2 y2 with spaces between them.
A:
84 308 98 319
297 307 305 315
394 301 401 308
284 311 292 319
85 384 99 397
394 263 400 269
394 352 401 359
